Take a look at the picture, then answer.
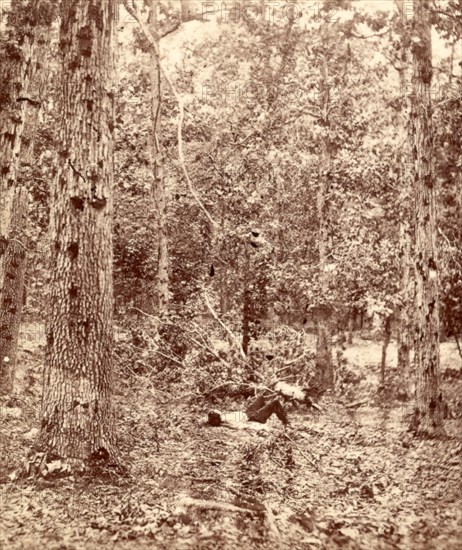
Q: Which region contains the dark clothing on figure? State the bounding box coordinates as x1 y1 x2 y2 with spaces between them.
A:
245 395 288 425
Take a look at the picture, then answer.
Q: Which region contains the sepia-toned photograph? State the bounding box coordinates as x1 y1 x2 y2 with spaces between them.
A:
0 0 461 548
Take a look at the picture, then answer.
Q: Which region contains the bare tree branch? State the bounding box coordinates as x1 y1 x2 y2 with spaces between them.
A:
122 1 217 227
203 292 247 359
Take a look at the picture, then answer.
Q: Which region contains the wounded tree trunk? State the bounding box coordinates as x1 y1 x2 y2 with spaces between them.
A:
34 0 119 468
406 0 444 437
397 210 413 399
0 0 56 395
0 188 28 394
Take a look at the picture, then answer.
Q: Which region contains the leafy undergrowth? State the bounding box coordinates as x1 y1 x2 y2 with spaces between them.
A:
1 325 461 549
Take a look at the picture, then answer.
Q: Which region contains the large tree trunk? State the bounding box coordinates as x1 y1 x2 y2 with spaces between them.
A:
34 0 118 467
407 0 444 437
396 32 414 401
147 0 169 315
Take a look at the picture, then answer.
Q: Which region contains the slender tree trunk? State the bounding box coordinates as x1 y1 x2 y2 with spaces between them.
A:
34 0 119 467
242 247 251 355
219 262 229 314
242 289 251 356
407 0 444 437
0 188 28 393
380 316 392 385
180 0 190 22
314 59 334 392
0 35 26 277
147 0 169 315
347 308 355 344
0 0 55 394
0 35 31 285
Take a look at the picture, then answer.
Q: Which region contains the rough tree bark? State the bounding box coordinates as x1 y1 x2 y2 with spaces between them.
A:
0 0 55 394
0 188 28 393
34 0 119 467
0 43 29 392
397 202 413 398
407 0 445 437
396 28 414 400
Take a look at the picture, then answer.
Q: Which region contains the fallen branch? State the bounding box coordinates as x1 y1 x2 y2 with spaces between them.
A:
159 20 180 39
9 238 29 251
178 497 257 514
203 292 246 359
204 381 254 396
345 399 368 409
187 328 234 372
264 502 282 541
204 381 276 397
130 306 159 322
280 351 309 368
153 349 183 367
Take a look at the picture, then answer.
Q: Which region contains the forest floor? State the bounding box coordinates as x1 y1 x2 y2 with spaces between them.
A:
1 323 461 550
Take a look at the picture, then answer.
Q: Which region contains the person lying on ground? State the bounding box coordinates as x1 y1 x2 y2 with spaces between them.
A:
208 394 288 427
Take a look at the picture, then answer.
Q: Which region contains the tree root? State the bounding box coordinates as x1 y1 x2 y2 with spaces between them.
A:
11 451 127 481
